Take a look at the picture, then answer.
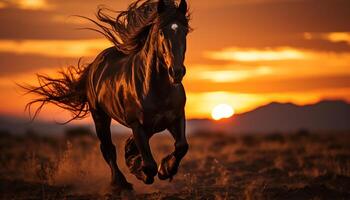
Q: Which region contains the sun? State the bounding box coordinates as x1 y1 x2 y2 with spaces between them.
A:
211 104 235 121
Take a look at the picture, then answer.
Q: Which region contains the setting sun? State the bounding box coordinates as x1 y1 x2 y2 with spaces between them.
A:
211 104 235 121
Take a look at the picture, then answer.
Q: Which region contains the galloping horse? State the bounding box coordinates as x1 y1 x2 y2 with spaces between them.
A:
23 0 190 189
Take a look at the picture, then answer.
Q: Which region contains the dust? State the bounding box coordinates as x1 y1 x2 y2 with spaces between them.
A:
1 131 350 199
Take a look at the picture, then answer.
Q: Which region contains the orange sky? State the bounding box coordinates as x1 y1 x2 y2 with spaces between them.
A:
0 0 350 121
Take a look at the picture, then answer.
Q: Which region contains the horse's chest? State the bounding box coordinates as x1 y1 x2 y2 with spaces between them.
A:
153 110 177 124
142 106 180 132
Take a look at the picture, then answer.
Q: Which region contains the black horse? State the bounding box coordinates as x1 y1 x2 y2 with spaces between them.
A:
23 0 190 190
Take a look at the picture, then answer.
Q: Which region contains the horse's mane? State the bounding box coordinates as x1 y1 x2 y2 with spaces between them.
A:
81 0 190 54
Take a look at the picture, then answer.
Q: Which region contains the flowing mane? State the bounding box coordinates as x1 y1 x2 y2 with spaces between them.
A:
82 0 190 54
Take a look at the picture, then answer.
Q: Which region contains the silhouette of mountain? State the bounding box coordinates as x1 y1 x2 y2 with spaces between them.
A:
1 100 349 135
188 100 350 133
0 114 66 135
0 114 128 135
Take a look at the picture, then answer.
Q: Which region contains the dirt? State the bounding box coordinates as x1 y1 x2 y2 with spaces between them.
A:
0 130 349 199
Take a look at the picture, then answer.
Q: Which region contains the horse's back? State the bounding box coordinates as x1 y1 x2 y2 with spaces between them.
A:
86 47 128 122
88 47 125 87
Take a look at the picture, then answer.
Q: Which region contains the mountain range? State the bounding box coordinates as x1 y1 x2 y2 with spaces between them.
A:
1 100 349 135
188 100 350 133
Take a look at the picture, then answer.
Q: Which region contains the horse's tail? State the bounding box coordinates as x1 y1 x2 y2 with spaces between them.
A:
20 60 91 124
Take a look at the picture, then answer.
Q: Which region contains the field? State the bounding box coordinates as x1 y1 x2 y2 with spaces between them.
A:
0 129 349 200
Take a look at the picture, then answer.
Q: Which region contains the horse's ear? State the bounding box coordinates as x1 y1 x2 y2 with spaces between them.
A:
157 0 166 14
178 0 187 14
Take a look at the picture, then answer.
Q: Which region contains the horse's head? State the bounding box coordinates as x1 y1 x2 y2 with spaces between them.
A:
156 0 189 85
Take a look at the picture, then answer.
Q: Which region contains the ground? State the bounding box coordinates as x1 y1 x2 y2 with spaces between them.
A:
0 129 349 200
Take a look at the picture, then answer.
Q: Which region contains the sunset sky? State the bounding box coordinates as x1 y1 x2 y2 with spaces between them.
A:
0 0 349 122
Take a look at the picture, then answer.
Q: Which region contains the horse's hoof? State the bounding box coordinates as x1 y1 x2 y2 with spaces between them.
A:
158 171 172 180
158 154 178 181
143 175 154 185
158 165 173 180
137 165 156 184
128 162 155 185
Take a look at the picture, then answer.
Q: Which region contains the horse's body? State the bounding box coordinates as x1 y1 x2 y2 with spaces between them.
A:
87 47 186 133
24 0 190 189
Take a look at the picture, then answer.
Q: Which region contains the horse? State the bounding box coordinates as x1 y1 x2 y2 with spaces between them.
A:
22 0 190 190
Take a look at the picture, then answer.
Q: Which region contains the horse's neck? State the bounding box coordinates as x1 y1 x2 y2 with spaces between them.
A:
131 28 171 97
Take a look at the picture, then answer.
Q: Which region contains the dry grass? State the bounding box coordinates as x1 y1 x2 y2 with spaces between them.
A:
0 130 349 199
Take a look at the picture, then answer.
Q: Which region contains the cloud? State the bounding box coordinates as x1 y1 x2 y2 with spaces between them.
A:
51 15 90 25
202 47 350 73
187 66 273 82
0 53 79 76
0 9 100 40
189 0 300 9
206 47 306 62
304 32 350 45
0 2 6 9
0 39 110 58
1 0 350 53
0 0 53 10
16 0 52 10
184 46 350 93
187 0 350 60
327 32 350 44
184 75 350 94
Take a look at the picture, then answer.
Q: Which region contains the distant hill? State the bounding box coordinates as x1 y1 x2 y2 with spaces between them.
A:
1 100 349 135
0 114 66 135
0 114 128 135
187 100 350 133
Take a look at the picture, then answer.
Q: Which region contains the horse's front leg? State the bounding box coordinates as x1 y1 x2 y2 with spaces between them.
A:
158 114 189 181
129 123 158 184
91 108 132 190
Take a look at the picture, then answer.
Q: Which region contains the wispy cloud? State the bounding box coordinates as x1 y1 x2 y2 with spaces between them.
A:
304 32 350 45
0 0 53 10
51 15 90 25
203 47 350 78
0 2 6 9
17 0 51 10
188 66 273 82
0 39 110 58
206 47 306 62
327 32 350 44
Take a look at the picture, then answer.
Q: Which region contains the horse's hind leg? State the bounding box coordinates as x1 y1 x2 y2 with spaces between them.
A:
158 114 188 181
128 123 157 184
125 136 140 172
91 108 132 190
124 136 143 178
